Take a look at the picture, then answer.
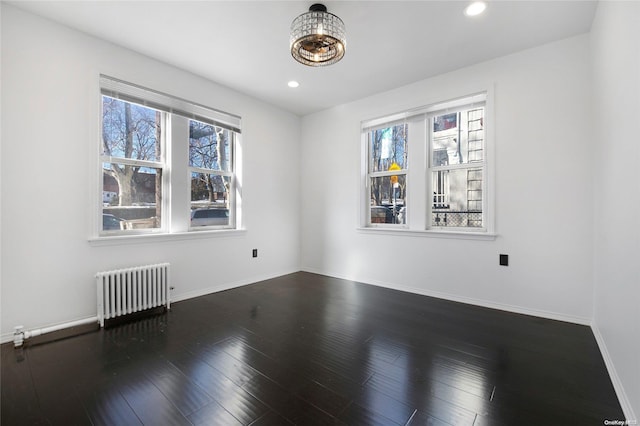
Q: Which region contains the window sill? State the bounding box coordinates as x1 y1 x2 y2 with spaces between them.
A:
356 227 497 241
89 229 247 246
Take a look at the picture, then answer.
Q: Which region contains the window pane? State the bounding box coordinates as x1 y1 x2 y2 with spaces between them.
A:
190 172 231 227
369 123 408 173
190 207 229 227
189 120 232 172
102 96 162 161
102 164 162 231
432 107 484 166
370 175 406 224
431 168 482 228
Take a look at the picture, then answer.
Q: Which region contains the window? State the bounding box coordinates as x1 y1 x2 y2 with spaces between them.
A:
101 97 166 232
99 76 241 237
361 92 492 235
366 122 408 225
430 105 485 229
189 120 235 229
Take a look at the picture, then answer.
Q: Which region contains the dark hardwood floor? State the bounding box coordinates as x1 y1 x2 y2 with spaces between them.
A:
1 272 624 425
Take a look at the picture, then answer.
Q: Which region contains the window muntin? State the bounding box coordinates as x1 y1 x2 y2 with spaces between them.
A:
429 106 485 229
101 97 165 232
366 123 408 226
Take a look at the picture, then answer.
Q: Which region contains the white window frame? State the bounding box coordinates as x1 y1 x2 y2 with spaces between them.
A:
187 121 236 231
360 90 495 239
94 75 242 242
427 102 487 232
364 121 409 228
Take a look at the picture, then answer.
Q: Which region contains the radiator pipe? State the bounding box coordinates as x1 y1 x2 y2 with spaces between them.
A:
13 317 98 348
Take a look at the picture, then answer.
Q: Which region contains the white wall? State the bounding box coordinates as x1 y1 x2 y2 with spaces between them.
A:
300 34 594 324
0 5 301 341
1 1 637 417
591 1 640 420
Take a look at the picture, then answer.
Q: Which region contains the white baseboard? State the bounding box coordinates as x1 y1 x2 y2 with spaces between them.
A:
591 324 637 423
301 267 636 420
171 268 299 304
2 267 634 422
1 268 299 346
300 267 592 325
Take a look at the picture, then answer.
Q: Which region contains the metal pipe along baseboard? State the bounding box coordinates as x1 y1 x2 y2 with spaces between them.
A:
13 317 99 348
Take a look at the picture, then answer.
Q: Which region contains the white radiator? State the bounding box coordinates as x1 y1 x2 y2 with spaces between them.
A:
96 263 170 327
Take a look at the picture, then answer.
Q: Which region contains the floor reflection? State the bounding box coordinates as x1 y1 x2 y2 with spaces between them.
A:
1 272 625 425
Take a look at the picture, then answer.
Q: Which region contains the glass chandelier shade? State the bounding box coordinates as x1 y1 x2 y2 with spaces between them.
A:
290 4 346 67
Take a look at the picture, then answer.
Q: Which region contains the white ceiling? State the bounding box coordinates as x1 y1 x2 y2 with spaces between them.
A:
9 1 597 116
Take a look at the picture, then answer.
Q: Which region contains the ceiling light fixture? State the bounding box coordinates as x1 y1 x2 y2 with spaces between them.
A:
290 3 346 67
288 80 300 88
464 1 487 17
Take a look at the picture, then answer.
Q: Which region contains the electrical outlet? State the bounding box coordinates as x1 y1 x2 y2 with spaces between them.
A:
499 254 509 266
252 249 258 258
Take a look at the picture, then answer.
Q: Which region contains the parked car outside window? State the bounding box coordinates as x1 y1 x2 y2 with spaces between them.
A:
190 208 229 227
102 214 124 231
370 206 394 224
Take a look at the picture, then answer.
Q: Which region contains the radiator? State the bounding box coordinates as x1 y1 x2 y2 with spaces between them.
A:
96 263 170 327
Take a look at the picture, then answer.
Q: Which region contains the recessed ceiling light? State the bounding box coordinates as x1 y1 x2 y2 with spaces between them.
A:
288 81 300 88
464 1 487 17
